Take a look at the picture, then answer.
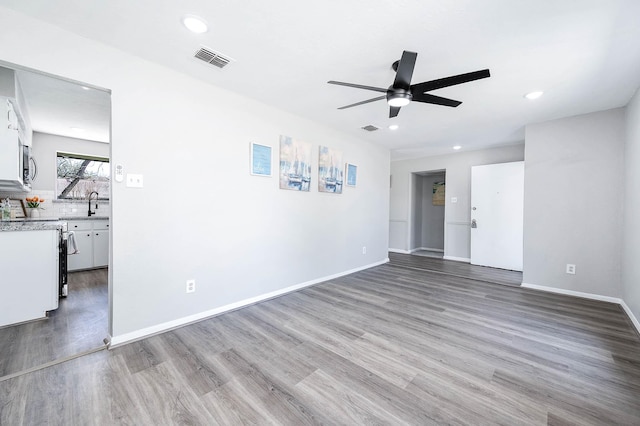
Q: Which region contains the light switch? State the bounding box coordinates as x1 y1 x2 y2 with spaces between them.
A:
126 173 144 188
451 197 458 203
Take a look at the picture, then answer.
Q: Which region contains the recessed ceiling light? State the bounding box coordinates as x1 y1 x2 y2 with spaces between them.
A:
389 124 399 130
524 91 544 100
183 15 208 33
453 145 462 150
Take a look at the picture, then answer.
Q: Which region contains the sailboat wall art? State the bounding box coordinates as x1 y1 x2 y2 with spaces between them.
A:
318 146 344 194
279 135 312 191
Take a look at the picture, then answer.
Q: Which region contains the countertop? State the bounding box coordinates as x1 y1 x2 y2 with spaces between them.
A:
0 216 109 232
0 219 66 232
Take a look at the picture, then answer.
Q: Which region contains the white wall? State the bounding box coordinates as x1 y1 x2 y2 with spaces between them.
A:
0 8 390 341
390 144 524 259
523 108 625 298
623 88 640 324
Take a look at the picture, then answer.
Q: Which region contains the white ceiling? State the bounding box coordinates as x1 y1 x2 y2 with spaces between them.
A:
14 69 111 143
2 0 640 159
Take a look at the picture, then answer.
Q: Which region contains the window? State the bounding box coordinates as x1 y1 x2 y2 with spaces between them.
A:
56 152 109 200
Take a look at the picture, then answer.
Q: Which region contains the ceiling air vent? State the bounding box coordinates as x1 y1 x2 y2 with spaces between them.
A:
194 47 232 69
361 125 379 132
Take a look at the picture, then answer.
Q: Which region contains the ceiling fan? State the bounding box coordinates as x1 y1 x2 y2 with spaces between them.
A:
328 50 490 118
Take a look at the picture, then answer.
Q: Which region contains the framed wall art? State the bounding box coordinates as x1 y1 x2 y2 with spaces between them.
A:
346 163 357 187
432 181 445 206
250 142 272 177
318 146 343 194
279 135 312 191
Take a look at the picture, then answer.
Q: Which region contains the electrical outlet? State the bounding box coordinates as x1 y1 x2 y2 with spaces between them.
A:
566 264 576 275
362 246 367 255
186 279 196 293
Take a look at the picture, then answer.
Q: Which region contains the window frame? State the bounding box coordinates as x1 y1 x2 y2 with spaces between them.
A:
56 151 110 200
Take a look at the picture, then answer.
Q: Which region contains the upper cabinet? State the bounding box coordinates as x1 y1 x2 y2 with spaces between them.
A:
0 66 32 146
0 66 33 192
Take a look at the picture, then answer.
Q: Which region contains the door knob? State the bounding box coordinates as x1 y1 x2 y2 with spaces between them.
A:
471 219 477 229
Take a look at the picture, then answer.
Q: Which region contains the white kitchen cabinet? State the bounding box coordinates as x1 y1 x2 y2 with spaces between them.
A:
67 219 109 271
93 227 109 268
0 229 58 327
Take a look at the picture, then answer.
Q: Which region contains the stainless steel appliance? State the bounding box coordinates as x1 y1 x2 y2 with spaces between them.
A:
59 222 68 297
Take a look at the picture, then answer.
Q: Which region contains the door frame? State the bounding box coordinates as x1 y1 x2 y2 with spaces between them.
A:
408 169 447 255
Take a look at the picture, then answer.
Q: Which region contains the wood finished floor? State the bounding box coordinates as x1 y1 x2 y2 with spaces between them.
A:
390 251 523 287
0 268 108 379
2 255 640 425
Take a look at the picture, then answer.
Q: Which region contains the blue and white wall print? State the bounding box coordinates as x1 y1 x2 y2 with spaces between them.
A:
250 142 272 176
279 135 312 191
318 146 343 194
346 163 357 187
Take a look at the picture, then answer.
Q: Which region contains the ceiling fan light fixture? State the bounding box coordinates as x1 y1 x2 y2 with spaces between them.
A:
388 97 410 107
183 15 208 33
524 91 544 100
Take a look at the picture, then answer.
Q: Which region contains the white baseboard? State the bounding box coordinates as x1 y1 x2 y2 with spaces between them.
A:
108 258 390 348
443 256 470 263
389 248 411 254
520 282 622 304
521 282 640 336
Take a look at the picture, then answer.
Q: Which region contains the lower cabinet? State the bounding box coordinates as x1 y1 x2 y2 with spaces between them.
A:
67 219 109 271
0 229 59 327
93 226 109 268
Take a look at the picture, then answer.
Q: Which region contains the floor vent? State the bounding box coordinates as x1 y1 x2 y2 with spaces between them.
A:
361 125 379 132
194 47 232 69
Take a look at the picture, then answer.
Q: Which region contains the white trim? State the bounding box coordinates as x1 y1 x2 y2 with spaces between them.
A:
108 258 390 348
521 282 640 336
520 282 622 304
620 300 640 336
389 248 411 254
443 256 471 263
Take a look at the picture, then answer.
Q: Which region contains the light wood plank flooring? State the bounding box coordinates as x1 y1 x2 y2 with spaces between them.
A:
1 255 639 425
391 251 523 286
0 269 108 379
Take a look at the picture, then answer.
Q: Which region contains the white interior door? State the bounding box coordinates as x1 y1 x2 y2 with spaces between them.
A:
470 161 524 271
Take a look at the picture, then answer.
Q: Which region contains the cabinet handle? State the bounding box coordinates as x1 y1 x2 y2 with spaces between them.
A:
87 233 91 237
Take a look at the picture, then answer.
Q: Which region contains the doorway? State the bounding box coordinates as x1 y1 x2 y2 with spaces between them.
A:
0 62 111 380
410 170 446 258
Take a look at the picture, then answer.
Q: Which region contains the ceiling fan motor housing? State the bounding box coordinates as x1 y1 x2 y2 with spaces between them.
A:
387 87 412 107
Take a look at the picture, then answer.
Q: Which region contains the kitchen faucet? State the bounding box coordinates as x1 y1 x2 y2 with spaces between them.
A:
88 191 99 216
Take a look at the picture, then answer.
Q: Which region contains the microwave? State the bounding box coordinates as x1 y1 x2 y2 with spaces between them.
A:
0 135 33 192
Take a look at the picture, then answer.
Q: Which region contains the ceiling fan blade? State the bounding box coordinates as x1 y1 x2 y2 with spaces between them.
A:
412 93 462 107
411 69 490 94
328 81 387 93
338 95 386 110
389 106 401 118
393 51 417 89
